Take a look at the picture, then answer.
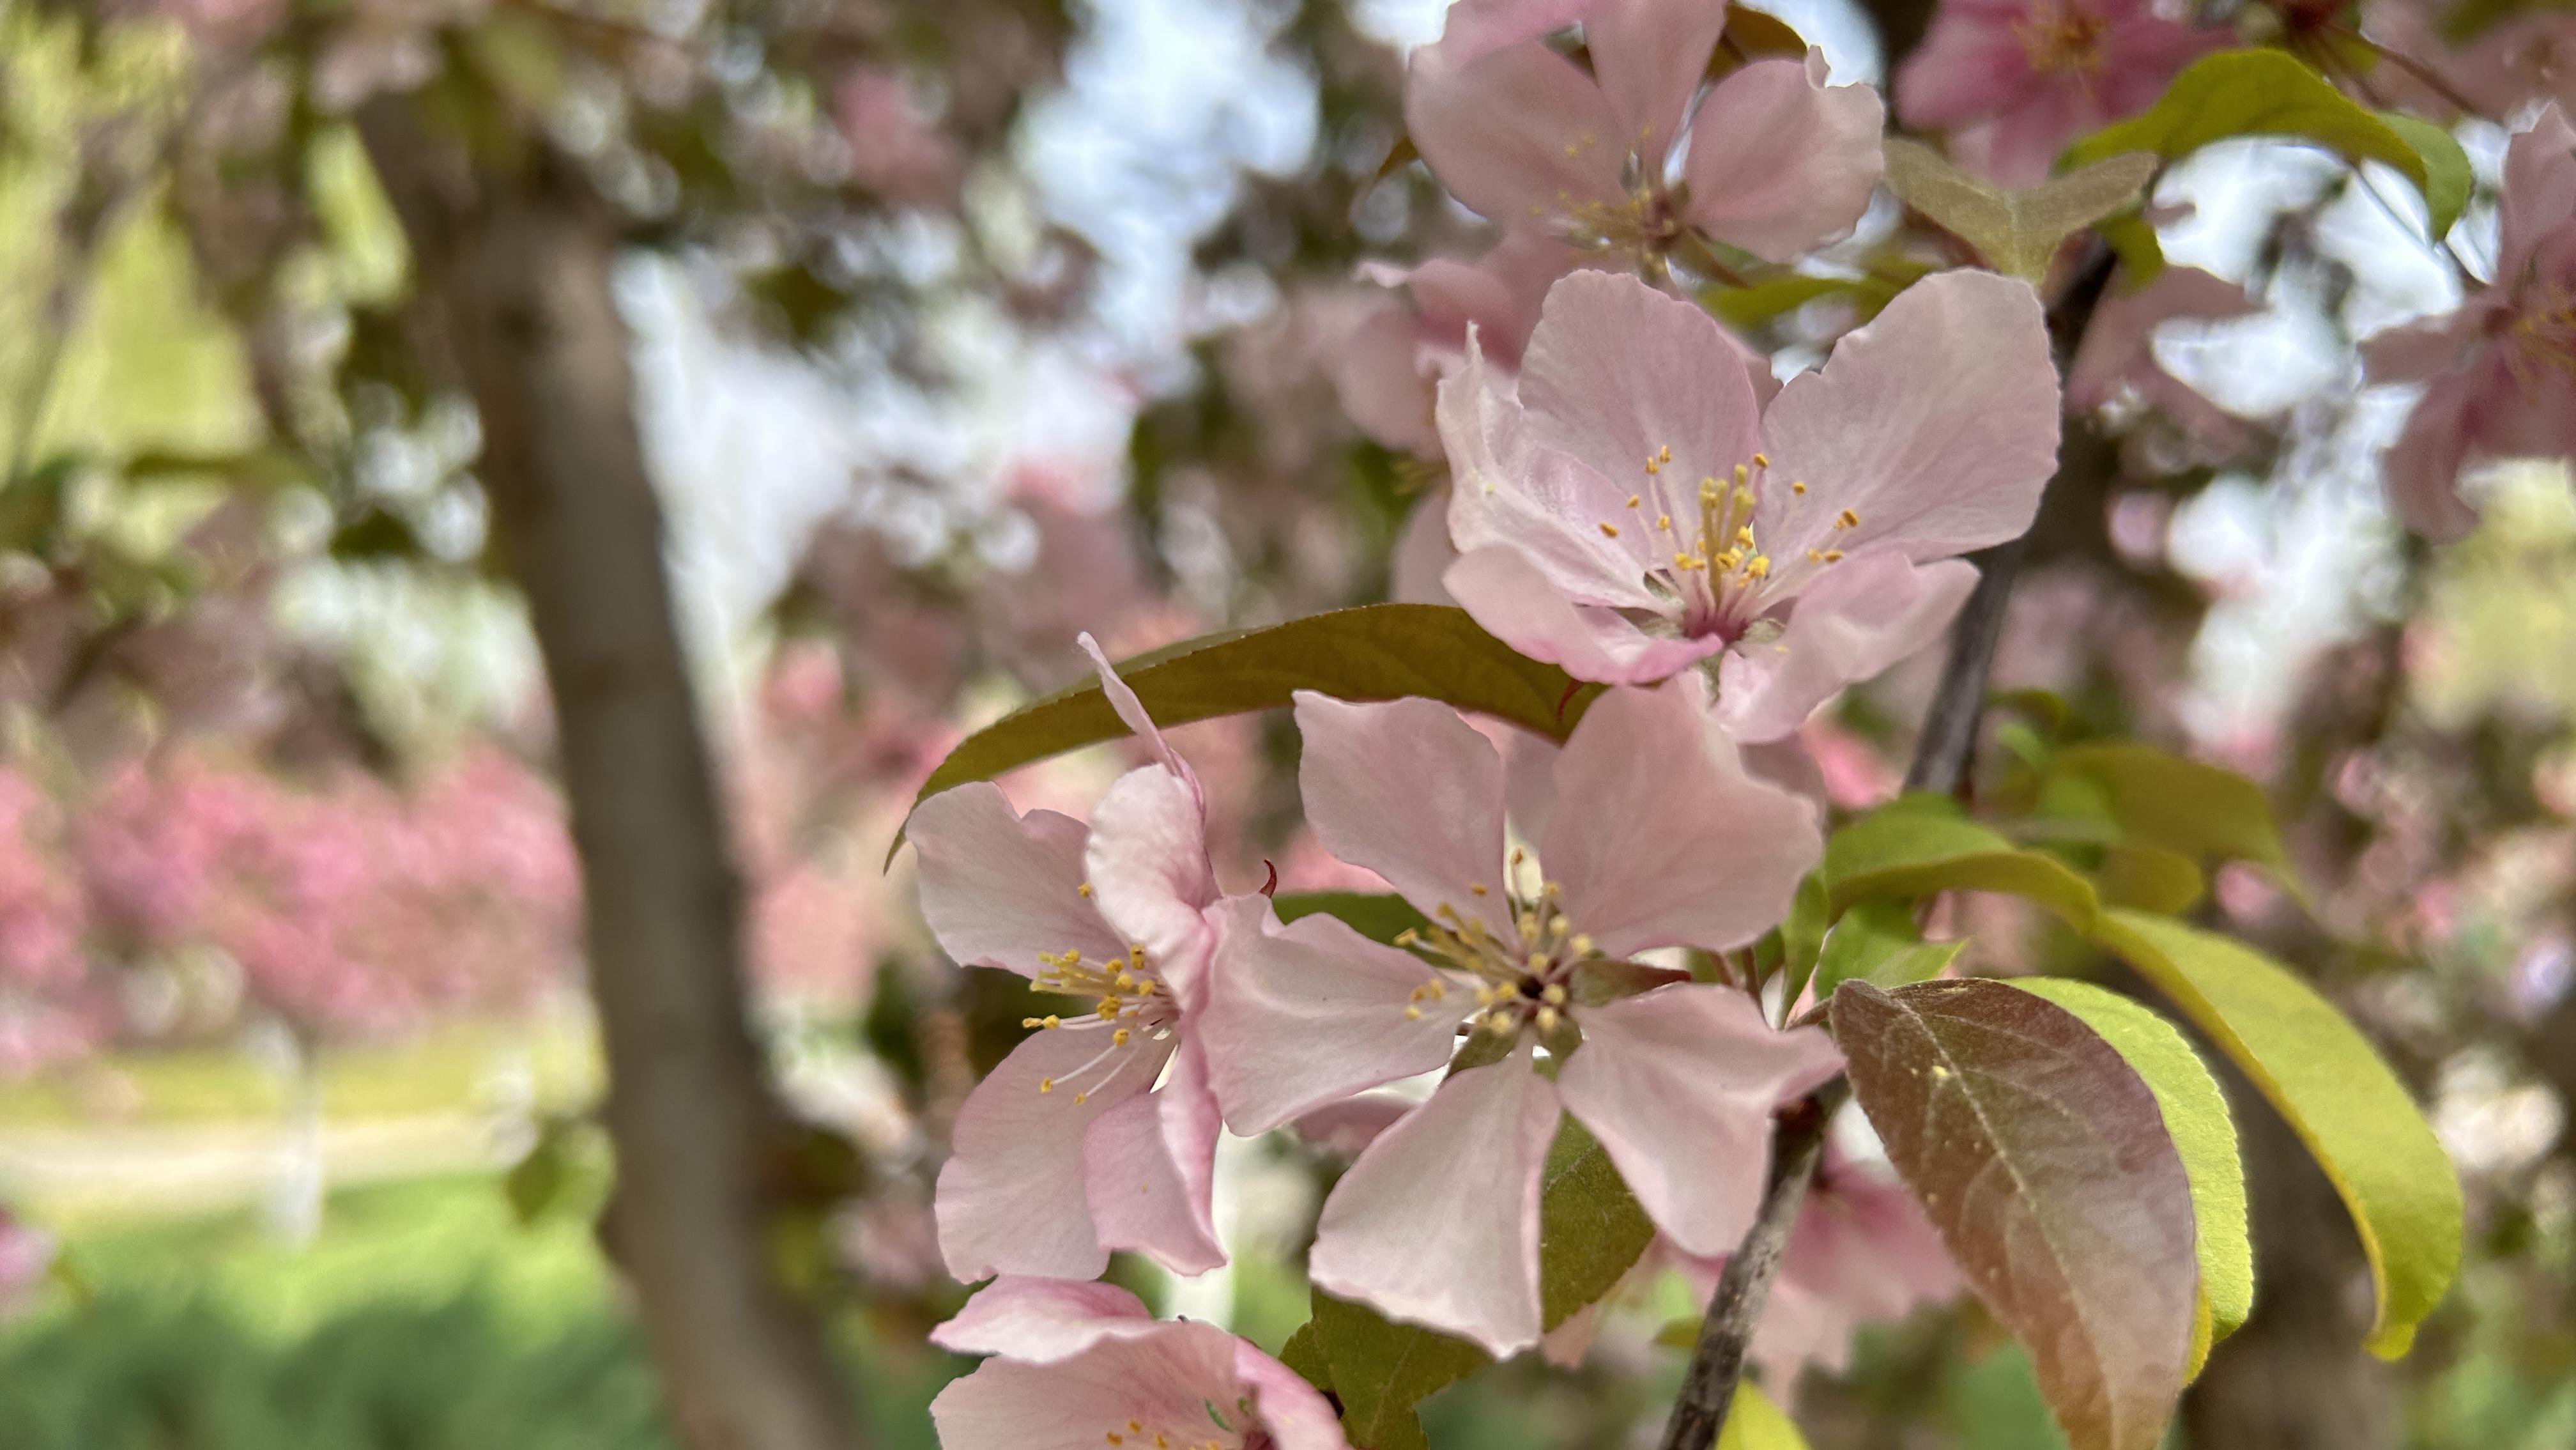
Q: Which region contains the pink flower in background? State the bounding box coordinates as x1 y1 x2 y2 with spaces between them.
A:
1897 0 2225 185
0 1205 52 1315
836 65 967 207
2065 264 2264 458
908 638 1231 1283
2368 104 2576 539
1406 0 1883 262
930 1277 1348 1450
1337 232 1595 457
1201 683 1838 1354
1441 268 2060 740
2365 1 2576 122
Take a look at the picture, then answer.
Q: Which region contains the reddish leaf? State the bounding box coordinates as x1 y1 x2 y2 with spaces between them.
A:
1832 979 2198 1450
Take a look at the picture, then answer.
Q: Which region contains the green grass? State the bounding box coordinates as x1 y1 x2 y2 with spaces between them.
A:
0 1173 960 1450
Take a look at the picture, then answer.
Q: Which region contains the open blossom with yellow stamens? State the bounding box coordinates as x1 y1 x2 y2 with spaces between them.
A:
907 636 1235 1284
931 1277 1350 1450
1440 268 2061 743
1199 684 1841 1357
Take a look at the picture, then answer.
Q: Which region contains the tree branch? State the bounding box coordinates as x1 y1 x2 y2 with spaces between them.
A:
1659 246 2120 1449
355 99 868 1450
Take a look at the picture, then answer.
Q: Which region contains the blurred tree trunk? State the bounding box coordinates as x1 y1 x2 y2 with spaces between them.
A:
2182 1072 2396 1450
355 102 866 1450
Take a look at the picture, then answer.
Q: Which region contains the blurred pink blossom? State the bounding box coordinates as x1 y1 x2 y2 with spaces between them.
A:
836 66 967 207
1898 0 2225 185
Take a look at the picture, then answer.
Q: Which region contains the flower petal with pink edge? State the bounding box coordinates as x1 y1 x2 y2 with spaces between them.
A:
910 783 1128 978
1585 0 1730 154
1083 765 1218 1005
1078 632 1195 796
1201 896 1470 1135
1556 983 1844 1256
1444 546 1728 685
1084 1038 1226 1276
928 1316 1248 1450
1683 51 1886 262
2380 370 2483 541
1292 691 1514 939
1756 270 2060 566
1440 337 1663 610
929 1276 1155 1361
936 1027 1169 1283
1292 1093 1418 1155
1233 1342 1357 1450
1516 271 1767 523
1540 683 1821 958
1309 1042 1561 1356
1715 553 1979 744
1406 33 1626 229
2497 103 2576 281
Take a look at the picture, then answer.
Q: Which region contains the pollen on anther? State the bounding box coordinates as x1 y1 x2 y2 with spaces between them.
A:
1752 452 1770 468
1469 883 1491 896
1599 522 1620 538
1835 508 1859 530
1790 480 1807 495
1404 1006 1424 1020
1039 1077 1056 1094
1625 494 1642 509
1077 883 1094 899
1041 1015 1062 1030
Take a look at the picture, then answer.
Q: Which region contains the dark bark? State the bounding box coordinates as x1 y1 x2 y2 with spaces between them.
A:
355 102 866 1450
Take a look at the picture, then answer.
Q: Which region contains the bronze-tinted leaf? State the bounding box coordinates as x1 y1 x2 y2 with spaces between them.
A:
1833 978 2197 1450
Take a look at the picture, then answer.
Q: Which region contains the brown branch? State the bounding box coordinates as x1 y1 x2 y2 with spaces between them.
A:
1659 245 2119 1449
354 98 868 1450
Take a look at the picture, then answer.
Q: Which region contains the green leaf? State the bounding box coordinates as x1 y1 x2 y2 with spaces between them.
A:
2009 978 2253 1377
1310 1289 1488 1450
1538 1116 1657 1329
1812 899 1964 998
2094 842 2207 916
2042 743 2290 874
2090 911 2462 1359
1823 801 2101 927
1717 1382 1813 1450
900 605 1593 843
1834 979 2198 1450
2060 50 2450 235
2375 111 2473 235
2096 212 2168 288
1704 270 1909 330
1272 891 1430 946
1278 1322 1333 1396
1883 138 2159 282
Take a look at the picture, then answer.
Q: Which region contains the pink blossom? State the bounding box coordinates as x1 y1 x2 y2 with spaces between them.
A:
1440 268 2060 741
2365 1 2576 122
908 638 1232 1283
1406 0 1883 263
1336 233 1595 457
836 66 967 207
1200 683 1839 1354
1897 0 2225 186
929 1277 1348 1450
2368 104 2576 539
2065 264 2265 458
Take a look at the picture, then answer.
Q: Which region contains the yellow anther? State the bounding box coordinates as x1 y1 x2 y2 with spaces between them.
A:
1656 514 1673 530
1394 928 1420 946
1542 982 1568 1005
1714 550 1742 571
1077 883 1094 898
1625 493 1641 509
1129 1423 1144 1435
1658 445 1672 461
1073 1091 1089 1105
1570 933 1595 954
1734 485 1756 513
1753 452 1770 468
1536 1006 1561 1033
1107 1435 1123 1446
1733 526 1755 547
1113 1028 1131 1046
1022 1017 1045 1028
1733 463 1749 485
1744 555 1772 580
1404 1005 1425 1020
1116 972 1137 990
1790 480 1807 494
1096 999 1121 1019
1823 549 1844 562
1599 522 1620 538
1527 952 1550 972
1474 983 1498 1006
1674 552 1705 571
1040 1077 1057 1094
1470 882 1491 896
1041 1015 1062 1030
1836 508 1859 529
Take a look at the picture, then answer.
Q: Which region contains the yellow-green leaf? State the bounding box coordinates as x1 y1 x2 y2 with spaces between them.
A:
2044 743 2290 873
1717 1382 1812 1450
2011 977 2253 1377
2061 50 2451 235
2091 911 2462 1357
1884 139 2159 282
1823 800 2101 927
2095 842 2207 916
2375 111 2473 235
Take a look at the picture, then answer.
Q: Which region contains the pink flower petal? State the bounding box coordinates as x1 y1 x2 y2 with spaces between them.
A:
1757 269 2061 567
1233 1340 1357 1450
1683 51 1886 263
910 783 1128 978
1585 0 1730 154
1715 553 1979 743
2380 370 2483 541
1201 896 1471 1135
1444 546 1728 684
1516 272 1768 531
1540 683 1821 957
930 1276 1154 1360
1084 1038 1227 1276
936 1027 1168 1282
2499 103 2576 281
1084 765 1218 1007
1309 1043 1561 1356
1291 1093 1418 1156
1556 984 1844 1256
1078 633 1195 796
1291 691 1515 939
929 1318 1246 1450
1407 33 1626 229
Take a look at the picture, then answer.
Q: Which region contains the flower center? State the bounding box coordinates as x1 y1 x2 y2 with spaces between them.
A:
1101 1413 1233 1450
2507 283 2576 392
1023 925 1178 1104
1597 451 1853 638
1394 850 1602 1039
2012 0 2110 80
